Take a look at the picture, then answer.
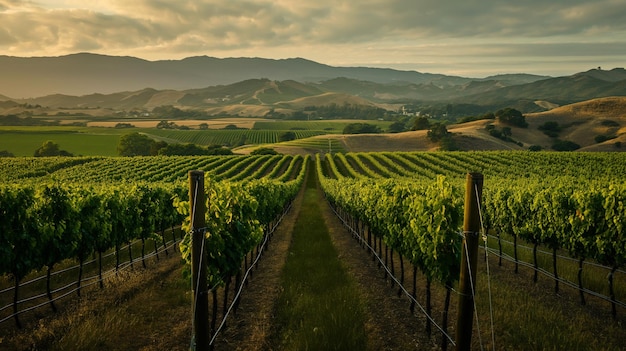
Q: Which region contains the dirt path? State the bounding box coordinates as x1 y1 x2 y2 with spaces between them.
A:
215 163 432 350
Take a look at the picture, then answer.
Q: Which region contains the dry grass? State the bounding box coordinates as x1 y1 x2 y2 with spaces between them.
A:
0 254 192 351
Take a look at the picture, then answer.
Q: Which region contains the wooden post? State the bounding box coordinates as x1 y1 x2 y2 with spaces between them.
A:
189 171 209 351
455 173 483 351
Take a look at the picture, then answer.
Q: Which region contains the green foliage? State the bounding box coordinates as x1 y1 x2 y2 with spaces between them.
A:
156 143 232 156
427 123 449 142
34 140 73 157
457 112 495 124
279 131 296 141
412 116 430 130
117 132 155 156
387 120 407 133
538 121 561 137
551 140 581 151
156 120 177 129
318 166 463 285
594 134 616 143
528 145 543 151
496 107 528 128
0 115 59 126
0 150 15 157
250 147 279 155
342 123 381 134
177 171 305 287
439 136 458 151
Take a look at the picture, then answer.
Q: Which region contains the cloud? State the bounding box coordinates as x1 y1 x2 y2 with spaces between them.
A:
1 0 625 75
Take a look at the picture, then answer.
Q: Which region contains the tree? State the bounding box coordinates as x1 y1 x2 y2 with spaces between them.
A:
279 131 296 142
427 123 449 142
388 121 406 133
151 141 168 155
251 147 279 155
117 133 155 156
34 140 73 157
439 135 458 151
156 120 176 129
343 123 381 134
158 143 208 156
0 150 15 157
496 108 527 128
412 116 430 130
552 140 580 151
502 127 512 137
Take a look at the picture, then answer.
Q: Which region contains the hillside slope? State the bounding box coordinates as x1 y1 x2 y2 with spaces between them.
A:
262 97 626 154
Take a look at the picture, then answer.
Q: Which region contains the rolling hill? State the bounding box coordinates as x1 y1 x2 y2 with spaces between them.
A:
0 53 485 98
1 64 624 120
251 97 626 154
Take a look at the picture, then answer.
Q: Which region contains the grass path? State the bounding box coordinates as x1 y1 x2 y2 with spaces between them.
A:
267 164 368 350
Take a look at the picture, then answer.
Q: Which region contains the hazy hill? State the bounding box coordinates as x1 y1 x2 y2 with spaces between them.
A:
457 69 626 106
0 53 549 98
0 54 624 120
0 53 461 98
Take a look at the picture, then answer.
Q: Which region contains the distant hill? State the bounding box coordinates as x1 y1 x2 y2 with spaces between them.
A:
0 53 487 98
1 54 625 119
456 69 626 107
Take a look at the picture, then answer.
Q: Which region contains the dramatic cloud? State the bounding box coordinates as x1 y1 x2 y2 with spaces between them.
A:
1 0 625 76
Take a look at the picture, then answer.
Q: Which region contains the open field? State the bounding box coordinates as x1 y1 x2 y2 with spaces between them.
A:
0 119 395 156
0 128 121 156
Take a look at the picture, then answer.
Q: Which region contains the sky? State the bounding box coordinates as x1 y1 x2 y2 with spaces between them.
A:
1 0 625 78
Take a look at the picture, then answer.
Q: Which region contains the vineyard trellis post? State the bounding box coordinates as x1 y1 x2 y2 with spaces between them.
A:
189 170 209 351
455 173 483 351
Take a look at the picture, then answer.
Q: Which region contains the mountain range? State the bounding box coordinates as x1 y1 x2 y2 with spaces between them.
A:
0 53 625 117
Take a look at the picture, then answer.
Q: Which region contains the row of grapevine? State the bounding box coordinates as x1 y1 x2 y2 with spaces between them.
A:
177 156 308 345
323 151 626 182
146 129 325 146
1 154 310 328
177 156 307 290
321 151 626 317
0 182 184 327
316 154 463 340
483 179 626 316
0 155 303 184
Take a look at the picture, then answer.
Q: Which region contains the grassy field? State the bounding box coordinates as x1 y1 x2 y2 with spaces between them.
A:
0 118 391 156
269 166 368 350
0 128 122 156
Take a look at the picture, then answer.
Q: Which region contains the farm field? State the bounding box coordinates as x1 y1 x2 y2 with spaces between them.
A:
0 119 392 156
1 151 625 350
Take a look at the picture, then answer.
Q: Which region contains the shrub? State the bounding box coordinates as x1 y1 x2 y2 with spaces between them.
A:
251 147 279 155
552 140 580 151
538 121 561 137
594 135 616 143
343 123 381 134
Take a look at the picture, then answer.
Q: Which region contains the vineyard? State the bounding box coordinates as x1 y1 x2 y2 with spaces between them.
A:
316 151 626 349
146 129 327 146
0 154 308 332
1 151 625 349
